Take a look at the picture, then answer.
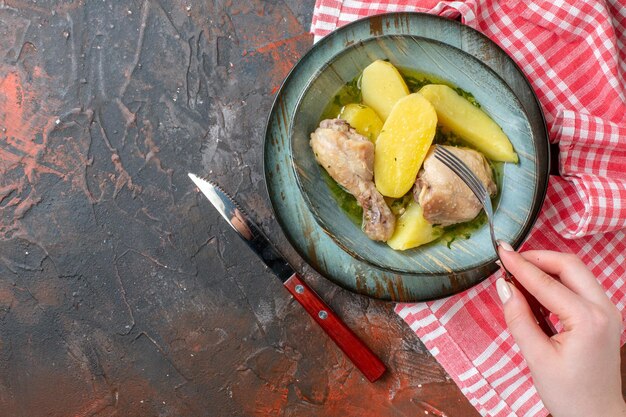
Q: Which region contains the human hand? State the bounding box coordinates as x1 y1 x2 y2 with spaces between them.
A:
496 243 626 417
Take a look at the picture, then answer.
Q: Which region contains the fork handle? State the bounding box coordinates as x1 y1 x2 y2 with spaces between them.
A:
506 273 557 336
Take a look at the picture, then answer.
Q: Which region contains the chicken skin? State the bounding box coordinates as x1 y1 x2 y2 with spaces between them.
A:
310 119 396 241
415 145 496 226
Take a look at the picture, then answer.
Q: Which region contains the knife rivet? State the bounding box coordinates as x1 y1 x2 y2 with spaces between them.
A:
295 285 304 294
318 310 328 320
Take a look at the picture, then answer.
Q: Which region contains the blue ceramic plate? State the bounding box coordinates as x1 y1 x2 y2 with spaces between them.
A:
264 13 549 301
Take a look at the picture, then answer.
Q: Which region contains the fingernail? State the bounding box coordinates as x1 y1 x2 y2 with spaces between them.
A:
496 278 512 303
497 240 514 251
495 260 502 267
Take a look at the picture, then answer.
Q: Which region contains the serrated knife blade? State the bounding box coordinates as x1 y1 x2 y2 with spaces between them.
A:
188 173 293 282
188 173 386 382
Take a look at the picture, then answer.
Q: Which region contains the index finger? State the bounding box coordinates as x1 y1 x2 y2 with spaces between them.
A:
519 250 609 306
498 246 583 320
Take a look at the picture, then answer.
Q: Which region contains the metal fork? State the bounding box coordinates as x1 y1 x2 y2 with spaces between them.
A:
433 145 557 336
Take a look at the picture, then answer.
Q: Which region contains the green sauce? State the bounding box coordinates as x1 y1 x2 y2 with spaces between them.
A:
317 67 502 248
320 75 362 121
400 68 443 92
321 169 363 225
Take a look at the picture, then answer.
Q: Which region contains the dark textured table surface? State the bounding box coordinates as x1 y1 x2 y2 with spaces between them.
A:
0 1 624 416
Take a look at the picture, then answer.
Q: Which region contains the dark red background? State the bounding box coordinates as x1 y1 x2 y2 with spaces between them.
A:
1 1 624 416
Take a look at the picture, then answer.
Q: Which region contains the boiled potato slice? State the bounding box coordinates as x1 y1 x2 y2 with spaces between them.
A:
419 84 518 163
374 93 438 198
361 60 409 121
388 200 443 250
339 103 383 142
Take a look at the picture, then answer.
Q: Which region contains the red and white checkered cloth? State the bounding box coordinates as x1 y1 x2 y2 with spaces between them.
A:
312 1 626 416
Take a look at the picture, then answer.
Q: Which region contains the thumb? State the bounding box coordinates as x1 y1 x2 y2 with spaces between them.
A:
497 278 553 363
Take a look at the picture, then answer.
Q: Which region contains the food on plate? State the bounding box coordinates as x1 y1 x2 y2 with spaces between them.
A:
338 103 383 142
374 93 438 198
387 200 443 250
310 119 396 241
419 84 518 163
415 145 497 226
310 60 513 251
361 60 409 120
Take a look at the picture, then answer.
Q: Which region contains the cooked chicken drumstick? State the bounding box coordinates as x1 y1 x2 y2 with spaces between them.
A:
310 119 396 241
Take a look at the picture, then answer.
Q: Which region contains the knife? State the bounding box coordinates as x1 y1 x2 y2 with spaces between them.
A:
188 173 386 382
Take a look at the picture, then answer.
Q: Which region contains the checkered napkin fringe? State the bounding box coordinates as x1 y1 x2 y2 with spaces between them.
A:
311 1 626 416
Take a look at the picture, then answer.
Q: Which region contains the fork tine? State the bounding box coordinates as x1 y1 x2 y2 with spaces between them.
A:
434 147 487 201
437 147 486 195
433 145 496 253
435 147 484 194
440 151 488 200
440 155 483 197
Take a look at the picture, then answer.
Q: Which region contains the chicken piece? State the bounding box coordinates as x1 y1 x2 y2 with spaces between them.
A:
310 119 396 241
415 145 496 226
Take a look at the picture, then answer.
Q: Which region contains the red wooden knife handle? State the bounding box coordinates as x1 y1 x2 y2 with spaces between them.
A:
284 273 386 382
